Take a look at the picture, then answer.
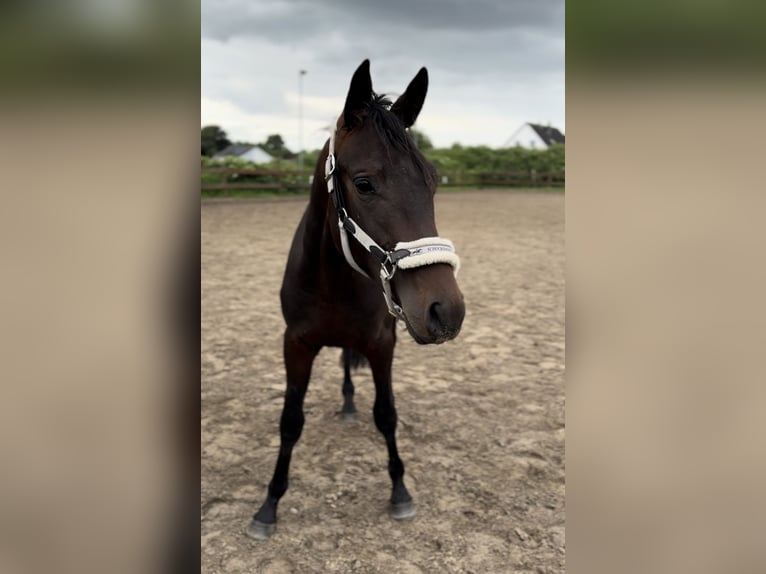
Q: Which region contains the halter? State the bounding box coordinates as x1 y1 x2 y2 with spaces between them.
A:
324 121 460 320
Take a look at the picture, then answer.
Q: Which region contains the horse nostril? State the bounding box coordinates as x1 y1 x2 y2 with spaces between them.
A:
428 301 446 331
426 298 465 341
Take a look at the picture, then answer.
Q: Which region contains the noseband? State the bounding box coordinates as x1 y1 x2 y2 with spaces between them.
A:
324 123 460 320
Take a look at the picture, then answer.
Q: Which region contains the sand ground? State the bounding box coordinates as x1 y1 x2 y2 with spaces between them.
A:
202 190 564 573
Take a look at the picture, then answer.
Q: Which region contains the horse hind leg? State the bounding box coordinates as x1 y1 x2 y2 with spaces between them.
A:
340 348 365 421
247 332 319 541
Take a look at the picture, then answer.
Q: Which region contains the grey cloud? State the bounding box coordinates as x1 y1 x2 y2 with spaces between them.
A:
202 0 564 147
201 0 563 86
202 0 563 42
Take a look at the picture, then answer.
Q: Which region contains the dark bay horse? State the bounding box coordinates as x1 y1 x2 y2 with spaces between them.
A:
247 60 465 540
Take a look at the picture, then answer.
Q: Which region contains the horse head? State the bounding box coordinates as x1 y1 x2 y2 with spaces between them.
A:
328 59 465 344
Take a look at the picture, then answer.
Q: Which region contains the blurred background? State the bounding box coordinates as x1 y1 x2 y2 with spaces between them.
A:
0 2 199 574
568 1 766 573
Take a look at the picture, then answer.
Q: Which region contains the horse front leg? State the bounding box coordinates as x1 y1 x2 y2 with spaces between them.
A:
367 334 416 520
247 331 319 540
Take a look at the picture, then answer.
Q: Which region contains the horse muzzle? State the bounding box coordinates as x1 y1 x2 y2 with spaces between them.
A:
394 263 465 345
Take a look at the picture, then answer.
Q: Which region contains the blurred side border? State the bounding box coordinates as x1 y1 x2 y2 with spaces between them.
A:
568 1 766 573
0 2 200 573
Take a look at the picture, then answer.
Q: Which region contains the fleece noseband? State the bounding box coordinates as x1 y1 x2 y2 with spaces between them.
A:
325 123 460 320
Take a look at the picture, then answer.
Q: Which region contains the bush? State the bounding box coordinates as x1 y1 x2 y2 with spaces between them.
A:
425 144 564 175
201 142 564 196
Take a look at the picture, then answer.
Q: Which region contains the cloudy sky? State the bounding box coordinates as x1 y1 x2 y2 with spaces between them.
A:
202 0 564 151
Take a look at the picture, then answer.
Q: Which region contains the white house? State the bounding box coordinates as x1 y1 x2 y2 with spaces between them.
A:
213 144 274 164
504 123 565 149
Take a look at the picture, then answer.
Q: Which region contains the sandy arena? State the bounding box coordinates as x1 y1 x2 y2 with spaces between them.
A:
202 190 564 573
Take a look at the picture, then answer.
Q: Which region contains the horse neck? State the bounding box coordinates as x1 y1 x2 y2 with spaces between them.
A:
301 143 339 259
305 144 330 223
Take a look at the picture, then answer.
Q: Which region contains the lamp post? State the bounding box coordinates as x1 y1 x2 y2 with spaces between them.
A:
298 69 307 171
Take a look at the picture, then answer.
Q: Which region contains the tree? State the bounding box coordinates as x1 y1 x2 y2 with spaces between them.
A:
201 125 231 157
408 128 434 152
261 134 295 159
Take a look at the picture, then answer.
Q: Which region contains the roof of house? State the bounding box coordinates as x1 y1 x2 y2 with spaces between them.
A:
214 144 261 158
528 123 565 146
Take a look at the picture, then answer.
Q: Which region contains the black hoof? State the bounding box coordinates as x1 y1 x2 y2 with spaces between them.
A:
246 519 275 541
340 410 358 422
390 500 416 520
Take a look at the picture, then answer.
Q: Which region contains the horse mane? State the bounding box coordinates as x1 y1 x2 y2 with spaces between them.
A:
361 92 436 186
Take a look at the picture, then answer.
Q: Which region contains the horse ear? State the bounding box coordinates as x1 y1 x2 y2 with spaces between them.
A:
343 59 372 129
391 67 428 128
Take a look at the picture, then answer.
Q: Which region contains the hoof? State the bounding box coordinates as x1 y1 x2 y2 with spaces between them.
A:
246 519 275 541
340 411 358 422
390 500 416 520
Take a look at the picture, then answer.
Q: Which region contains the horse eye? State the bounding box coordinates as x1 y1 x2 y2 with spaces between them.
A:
353 177 375 194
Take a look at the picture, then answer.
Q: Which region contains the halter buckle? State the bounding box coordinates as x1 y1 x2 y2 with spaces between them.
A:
324 153 336 183
380 255 398 281
380 263 405 320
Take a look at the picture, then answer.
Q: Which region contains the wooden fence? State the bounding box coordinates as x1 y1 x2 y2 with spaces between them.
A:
201 168 564 194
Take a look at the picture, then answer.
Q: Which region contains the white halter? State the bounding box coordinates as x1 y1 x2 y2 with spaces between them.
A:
324 122 460 319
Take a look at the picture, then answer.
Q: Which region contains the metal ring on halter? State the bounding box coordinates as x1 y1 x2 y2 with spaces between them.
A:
325 154 336 179
381 257 398 281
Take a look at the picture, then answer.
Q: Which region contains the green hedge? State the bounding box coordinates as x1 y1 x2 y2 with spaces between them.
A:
202 143 564 196
425 144 564 173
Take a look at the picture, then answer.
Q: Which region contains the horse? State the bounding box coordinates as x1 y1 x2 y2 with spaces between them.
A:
247 59 466 540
